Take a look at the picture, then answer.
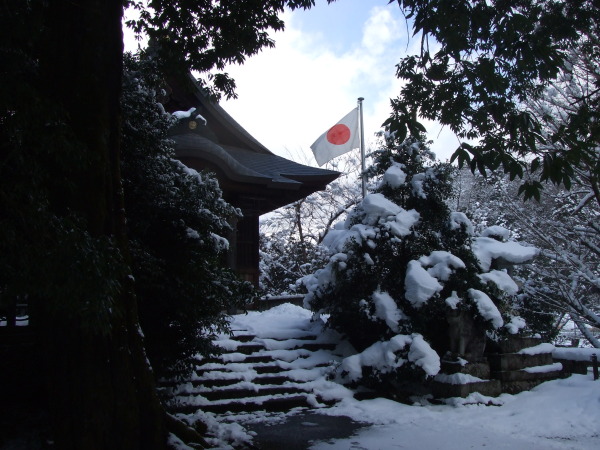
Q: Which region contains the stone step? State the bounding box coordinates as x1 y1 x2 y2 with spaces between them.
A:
193 373 307 389
199 354 275 365
230 334 256 343
294 342 336 352
487 336 542 354
173 328 342 417
195 362 284 376
267 335 318 342
197 359 333 377
253 375 299 386
242 354 278 364
492 365 563 383
440 359 491 378
229 343 265 354
187 378 243 389
487 353 553 372
174 394 315 414
200 385 309 401
500 376 565 395
254 338 336 351
431 379 502 399
255 364 287 374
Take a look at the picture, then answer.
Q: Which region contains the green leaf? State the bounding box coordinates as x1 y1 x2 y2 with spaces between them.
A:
530 157 541 174
414 121 427 133
397 124 408 142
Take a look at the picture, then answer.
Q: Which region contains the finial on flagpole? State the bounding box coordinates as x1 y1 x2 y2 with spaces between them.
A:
357 97 366 198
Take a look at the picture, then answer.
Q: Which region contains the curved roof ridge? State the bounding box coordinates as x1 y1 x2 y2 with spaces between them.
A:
184 74 273 155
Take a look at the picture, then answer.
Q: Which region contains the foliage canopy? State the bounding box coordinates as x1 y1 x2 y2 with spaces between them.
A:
121 54 254 377
126 0 319 99
387 0 599 199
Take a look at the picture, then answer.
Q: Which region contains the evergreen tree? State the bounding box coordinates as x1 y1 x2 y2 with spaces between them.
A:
388 0 598 199
121 54 253 378
1 1 317 446
303 135 536 392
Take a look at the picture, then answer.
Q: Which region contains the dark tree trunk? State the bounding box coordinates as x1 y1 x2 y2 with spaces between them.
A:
38 1 166 448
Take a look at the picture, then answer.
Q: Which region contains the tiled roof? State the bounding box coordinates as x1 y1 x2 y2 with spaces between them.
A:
166 73 340 205
223 145 339 185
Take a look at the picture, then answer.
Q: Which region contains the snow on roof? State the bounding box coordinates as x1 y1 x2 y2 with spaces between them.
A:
172 107 197 119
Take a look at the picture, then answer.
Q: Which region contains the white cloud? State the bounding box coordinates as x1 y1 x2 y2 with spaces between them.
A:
122 5 458 166
221 7 418 164
361 7 400 56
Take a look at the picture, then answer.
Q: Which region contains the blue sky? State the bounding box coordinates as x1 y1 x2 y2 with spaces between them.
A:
124 1 458 166
219 1 458 166
292 0 384 52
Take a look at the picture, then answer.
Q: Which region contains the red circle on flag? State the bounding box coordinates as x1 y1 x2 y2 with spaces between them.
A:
326 124 351 145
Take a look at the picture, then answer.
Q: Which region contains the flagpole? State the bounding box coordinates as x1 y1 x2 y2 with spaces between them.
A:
357 97 366 198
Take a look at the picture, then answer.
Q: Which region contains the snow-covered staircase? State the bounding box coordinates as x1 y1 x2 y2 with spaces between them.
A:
167 304 352 416
486 336 564 394
431 336 564 399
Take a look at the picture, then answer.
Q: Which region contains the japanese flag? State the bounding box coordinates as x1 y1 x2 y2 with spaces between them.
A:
310 108 360 166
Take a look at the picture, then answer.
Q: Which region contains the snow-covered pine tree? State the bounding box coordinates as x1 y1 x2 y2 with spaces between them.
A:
302 135 537 392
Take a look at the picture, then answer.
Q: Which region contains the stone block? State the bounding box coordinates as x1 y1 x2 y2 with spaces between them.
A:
492 366 562 382
487 336 542 354
431 379 502 399
553 358 588 375
500 379 546 395
440 359 491 378
487 353 553 372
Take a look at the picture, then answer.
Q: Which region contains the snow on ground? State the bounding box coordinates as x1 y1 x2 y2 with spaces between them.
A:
229 303 322 341
207 304 600 449
312 375 599 449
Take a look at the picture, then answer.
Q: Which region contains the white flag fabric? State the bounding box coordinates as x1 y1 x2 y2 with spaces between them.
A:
310 108 360 166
